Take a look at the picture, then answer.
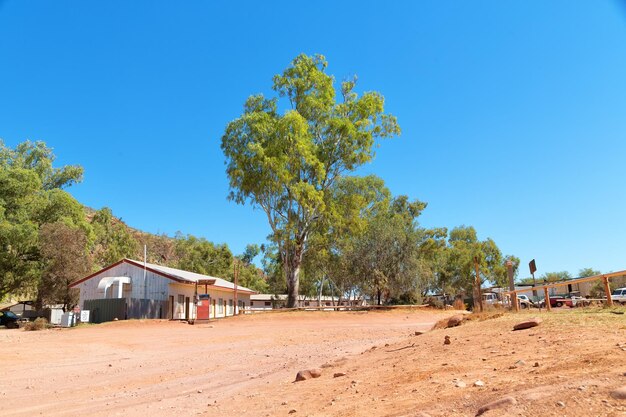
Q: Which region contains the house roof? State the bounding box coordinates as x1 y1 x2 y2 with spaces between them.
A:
69 258 256 294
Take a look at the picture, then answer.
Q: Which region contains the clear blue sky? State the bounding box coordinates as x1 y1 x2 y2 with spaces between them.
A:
1 1 625 278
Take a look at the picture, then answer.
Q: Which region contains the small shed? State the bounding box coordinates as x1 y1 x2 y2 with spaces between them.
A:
69 259 255 323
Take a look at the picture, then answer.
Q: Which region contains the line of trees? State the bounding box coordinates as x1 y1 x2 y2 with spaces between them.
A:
1 57 521 310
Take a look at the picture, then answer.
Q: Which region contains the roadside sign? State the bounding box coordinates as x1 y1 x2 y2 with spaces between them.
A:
529 259 537 275
80 310 90 323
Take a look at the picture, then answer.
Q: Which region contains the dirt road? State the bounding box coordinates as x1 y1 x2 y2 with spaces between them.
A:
0 308 624 416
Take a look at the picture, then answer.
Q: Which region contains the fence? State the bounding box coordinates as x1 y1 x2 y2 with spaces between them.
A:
504 270 625 312
84 298 170 323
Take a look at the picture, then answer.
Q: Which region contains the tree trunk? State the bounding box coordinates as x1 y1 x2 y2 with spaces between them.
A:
286 265 300 308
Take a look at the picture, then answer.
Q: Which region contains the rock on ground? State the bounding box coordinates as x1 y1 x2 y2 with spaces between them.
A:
513 318 542 331
475 395 517 416
295 368 322 382
610 386 626 400
447 315 464 328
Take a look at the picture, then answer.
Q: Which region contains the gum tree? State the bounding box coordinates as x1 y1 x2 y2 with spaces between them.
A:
221 54 399 307
0 140 86 300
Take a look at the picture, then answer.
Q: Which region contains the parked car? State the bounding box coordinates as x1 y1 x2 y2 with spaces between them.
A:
549 295 573 308
0 311 20 329
612 287 626 305
517 294 534 309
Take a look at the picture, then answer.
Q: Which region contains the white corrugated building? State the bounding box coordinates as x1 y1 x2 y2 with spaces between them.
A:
69 259 255 322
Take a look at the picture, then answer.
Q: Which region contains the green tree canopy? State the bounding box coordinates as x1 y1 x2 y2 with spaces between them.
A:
578 267 600 278
38 222 92 310
221 54 400 307
233 244 269 293
173 233 233 278
438 226 509 298
0 140 86 300
91 207 139 267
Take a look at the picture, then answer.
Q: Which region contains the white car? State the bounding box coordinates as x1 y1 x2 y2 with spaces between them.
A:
612 287 626 305
516 294 534 309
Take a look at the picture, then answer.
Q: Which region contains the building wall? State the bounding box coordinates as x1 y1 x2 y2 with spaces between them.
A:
75 262 252 321
76 263 172 310
248 296 364 311
197 287 251 319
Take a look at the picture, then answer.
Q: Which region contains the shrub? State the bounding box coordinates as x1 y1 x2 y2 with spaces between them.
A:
452 298 466 310
425 297 444 309
23 317 49 331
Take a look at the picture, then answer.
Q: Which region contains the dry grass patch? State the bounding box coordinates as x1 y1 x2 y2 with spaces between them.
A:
23 317 49 331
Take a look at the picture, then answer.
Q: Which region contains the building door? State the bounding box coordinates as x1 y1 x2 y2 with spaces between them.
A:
185 296 190 320
169 296 174 319
177 294 185 319
212 299 216 318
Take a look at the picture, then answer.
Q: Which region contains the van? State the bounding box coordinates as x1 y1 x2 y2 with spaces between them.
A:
482 292 501 305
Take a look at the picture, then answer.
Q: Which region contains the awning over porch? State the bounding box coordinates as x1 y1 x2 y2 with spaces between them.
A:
97 276 131 298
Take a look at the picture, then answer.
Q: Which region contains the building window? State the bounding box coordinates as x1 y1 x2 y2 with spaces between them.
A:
264 301 271 306
250 301 254 306
218 298 224 314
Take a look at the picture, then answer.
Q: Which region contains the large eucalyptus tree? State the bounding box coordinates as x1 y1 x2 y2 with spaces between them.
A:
221 54 400 307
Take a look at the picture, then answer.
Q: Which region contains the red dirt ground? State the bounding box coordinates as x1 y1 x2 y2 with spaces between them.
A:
0 307 624 416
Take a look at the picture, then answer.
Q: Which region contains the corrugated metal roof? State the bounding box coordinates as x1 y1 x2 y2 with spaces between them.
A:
125 259 256 293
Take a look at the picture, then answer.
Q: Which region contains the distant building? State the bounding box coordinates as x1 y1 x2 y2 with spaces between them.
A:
69 258 256 323
248 294 366 311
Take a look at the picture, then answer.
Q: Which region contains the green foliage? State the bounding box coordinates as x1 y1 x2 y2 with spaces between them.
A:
233 245 269 293
173 233 233 278
346 195 426 304
437 226 509 295
0 140 83 190
0 139 86 300
91 207 138 267
38 222 91 310
541 271 572 282
578 267 600 278
260 243 286 294
221 54 400 307
517 270 573 286
240 244 261 265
